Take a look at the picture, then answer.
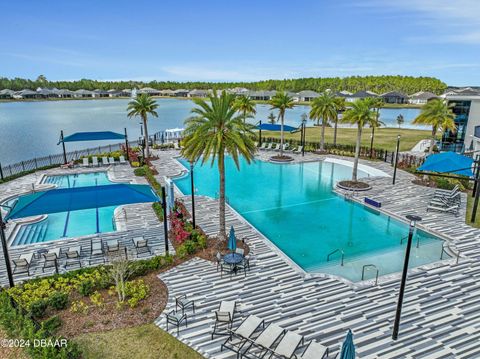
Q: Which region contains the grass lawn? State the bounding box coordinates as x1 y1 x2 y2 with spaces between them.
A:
466 193 480 228
262 127 432 152
74 324 204 359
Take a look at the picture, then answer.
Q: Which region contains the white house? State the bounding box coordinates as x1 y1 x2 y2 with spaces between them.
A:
408 91 437 105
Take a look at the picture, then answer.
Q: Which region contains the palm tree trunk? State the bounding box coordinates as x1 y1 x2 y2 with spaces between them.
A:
333 120 338 147
143 115 150 159
429 126 436 154
370 126 375 158
352 125 362 181
218 150 226 241
280 112 284 157
320 118 325 151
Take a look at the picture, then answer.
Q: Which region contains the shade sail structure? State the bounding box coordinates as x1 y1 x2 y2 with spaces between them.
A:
257 123 298 132
417 152 474 177
6 184 159 220
58 131 125 144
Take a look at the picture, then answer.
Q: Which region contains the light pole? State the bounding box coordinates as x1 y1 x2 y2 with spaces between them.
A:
301 113 307 157
258 120 262 147
0 205 14 288
190 160 196 228
392 135 401 185
161 187 169 254
392 214 422 340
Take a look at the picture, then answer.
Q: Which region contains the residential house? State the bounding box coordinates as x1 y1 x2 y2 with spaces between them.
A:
73 89 95 98
188 89 209 98
346 90 379 102
173 89 189 97
138 87 161 96
15 89 42 99
297 90 319 102
381 91 408 104
408 91 437 105
0 89 15 99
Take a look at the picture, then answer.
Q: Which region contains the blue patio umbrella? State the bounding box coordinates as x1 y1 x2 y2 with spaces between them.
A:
228 226 237 252
417 152 474 177
339 329 355 359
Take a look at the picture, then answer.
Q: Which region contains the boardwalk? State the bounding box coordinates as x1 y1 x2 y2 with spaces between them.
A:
154 151 480 359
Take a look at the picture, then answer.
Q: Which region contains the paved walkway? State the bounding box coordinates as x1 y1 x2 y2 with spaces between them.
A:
154 151 480 359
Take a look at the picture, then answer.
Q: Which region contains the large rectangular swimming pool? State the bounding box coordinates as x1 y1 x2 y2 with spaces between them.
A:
174 157 447 282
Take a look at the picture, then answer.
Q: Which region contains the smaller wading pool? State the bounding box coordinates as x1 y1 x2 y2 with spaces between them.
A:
42 172 113 188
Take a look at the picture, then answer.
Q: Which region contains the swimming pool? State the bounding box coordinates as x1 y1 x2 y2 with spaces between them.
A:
42 171 113 188
174 157 446 282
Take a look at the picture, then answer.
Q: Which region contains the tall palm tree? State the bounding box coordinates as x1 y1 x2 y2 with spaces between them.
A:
309 92 337 151
341 100 376 181
234 95 256 122
412 98 456 154
333 97 346 147
364 97 384 157
127 93 158 158
269 92 295 157
267 112 276 124
181 91 256 241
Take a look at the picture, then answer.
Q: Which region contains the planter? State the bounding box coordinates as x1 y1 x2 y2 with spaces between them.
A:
270 155 294 162
337 180 371 191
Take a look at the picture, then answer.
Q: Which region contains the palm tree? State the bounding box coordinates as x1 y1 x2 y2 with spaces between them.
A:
267 112 276 124
309 92 337 151
412 99 456 154
364 97 385 157
341 100 376 181
396 114 405 128
234 95 256 122
333 97 346 147
181 91 256 241
127 94 158 158
269 92 295 157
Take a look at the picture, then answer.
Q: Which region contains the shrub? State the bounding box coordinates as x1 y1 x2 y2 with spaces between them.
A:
152 202 164 221
70 300 89 315
89 291 105 308
42 315 62 333
183 240 197 254
30 299 48 318
131 161 140 167
197 234 208 249
124 280 150 308
78 279 95 296
48 291 68 310
134 167 147 176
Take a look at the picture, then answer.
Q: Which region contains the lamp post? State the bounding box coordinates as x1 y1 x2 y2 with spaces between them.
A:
161 187 169 254
258 120 262 147
392 135 401 185
0 205 14 288
301 113 307 157
392 214 422 340
190 160 196 228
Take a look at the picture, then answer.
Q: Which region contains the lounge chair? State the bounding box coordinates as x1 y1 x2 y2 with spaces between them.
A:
81 158 89 167
106 239 122 257
13 253 33 276
427 203 459 215
108 157 115 165
65 246 82 268
42 248 60 273
133 236 150 257
435 185 459 196
102 157 109 166
259 142 268 150
296 341 330 359
119 155 127 164
240 324 285 359
282 143 289 151
269 330 304 359
60 161 74 169
265 143 273 150
293 146 303 154
92 156 99 166
221 315 265 356
90 239 104 264
173 142 180 150
434 191 461 204
212 300 237 339
273 143 281 151
254 142 258 147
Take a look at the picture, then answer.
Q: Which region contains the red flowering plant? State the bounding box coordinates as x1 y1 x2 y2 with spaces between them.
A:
169 199 192 244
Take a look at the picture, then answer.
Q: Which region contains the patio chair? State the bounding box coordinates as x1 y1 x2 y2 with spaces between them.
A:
42 248 60 273
293 146 303 154
90 239 105 264
108 157 116 165
237 255 251 273
119 155 127 164
106 239 122 256
220 261 235 278
296 341 330 359
12 252 33 276
215 252 223 271
65 246 82 268
212 300 237 339
240 323 285 359
81 157 89 167
165 310 188 335
175 294 195 314
427 203 459 216
221 315 265 356
269 330 304 359
133 236 150 257
235 248 245 256
259 142 268 150
102 157 109 166
273 143 281 151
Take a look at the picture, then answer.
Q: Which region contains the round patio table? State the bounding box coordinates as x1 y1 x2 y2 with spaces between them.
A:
223 253 243 265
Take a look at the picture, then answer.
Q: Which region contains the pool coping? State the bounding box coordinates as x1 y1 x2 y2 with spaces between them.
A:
170 155 459 289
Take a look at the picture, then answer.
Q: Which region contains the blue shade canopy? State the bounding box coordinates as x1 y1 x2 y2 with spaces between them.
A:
228 226 237 252
257 124 298 132
339 329 355 359
6 184 159 220
417 152 474 177
58 131 125 144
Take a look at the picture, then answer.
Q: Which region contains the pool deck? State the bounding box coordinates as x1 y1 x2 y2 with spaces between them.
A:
153 150 480 359
0 164 170 284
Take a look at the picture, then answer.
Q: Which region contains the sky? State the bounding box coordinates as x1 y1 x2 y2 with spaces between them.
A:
0 0 479 86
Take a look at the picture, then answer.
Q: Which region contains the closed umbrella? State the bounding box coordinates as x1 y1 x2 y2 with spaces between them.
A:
228 226 237 252
339 329 355 359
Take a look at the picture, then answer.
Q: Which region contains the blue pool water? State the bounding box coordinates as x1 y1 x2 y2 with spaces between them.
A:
42 172 113 188
174 157 446 282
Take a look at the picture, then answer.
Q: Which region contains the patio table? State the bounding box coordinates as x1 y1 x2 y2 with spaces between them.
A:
223 253 244 274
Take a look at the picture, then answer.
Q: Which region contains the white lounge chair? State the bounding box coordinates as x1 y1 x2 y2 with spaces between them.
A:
81 158 89 167
254 141 258 147
270 330 304 359
282 143 289 151
108 157 115 165
119 155 127 164
297 341 330 359
294 145 303 154
265 143 273 150
13 252 33 275
427 203 459 215
273 143 281 151
259 142 268 150
102 157 109 166
212 300 237 339
240 324 285 358
92 156 99 166
435 185 459 196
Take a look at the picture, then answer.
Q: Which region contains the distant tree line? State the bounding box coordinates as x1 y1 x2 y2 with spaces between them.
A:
0 75 447 95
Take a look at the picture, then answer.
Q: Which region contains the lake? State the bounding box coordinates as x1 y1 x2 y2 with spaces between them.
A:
0 98 422 166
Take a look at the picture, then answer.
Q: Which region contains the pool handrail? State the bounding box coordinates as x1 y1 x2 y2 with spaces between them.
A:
326 248 344 266
361 264 379 285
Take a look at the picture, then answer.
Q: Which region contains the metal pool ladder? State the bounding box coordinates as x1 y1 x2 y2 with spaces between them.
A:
362 264 379 285
327 248 345 266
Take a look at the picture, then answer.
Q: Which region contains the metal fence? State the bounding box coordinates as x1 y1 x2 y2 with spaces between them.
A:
0 140 139 180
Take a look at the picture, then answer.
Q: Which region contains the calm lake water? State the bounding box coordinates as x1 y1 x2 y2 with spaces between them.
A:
0 98 422 166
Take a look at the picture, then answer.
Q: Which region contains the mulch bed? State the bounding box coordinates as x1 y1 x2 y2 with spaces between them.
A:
56 272 168 338
195 237 250 262
270 155 294 162
338 180 371 190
